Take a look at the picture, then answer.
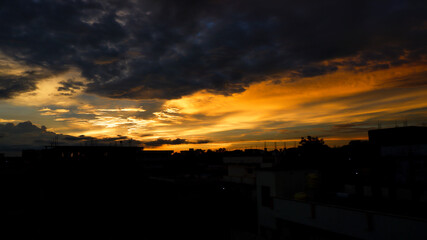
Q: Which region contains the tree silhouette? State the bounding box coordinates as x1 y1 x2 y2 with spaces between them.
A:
297 136 329 168
216 148 226 153
299 136 325 147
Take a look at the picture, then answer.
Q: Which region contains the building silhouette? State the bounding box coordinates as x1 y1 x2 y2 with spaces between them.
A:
1 126 427 239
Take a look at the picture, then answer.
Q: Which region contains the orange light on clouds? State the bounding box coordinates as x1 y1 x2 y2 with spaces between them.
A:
3 54 427 149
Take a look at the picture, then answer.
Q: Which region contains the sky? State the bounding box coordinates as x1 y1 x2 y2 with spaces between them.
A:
0 0 426 155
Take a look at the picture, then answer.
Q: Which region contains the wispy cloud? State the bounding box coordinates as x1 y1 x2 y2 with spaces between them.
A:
0 118 19 123
39 108 70 116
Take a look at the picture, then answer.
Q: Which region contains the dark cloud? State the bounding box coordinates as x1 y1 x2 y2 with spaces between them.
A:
0 121 56 155
57 79 85 95
382 71 427 88
331 123 371 134
139 133 154 137
0 121 142 156
0 0 426 99
144 138 188 147
143 138 211 147
63 135 96 141
0 71 51 99
0 121 210 155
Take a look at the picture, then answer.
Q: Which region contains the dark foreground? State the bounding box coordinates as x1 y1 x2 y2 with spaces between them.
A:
1 163 256 240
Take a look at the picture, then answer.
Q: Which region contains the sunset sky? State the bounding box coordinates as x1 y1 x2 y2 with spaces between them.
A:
1 0 426 155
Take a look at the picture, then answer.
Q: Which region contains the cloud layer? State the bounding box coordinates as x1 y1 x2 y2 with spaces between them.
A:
0 0 425 99
0 121 211 156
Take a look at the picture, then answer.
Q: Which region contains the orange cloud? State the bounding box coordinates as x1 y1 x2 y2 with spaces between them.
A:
161 61 427 144
3 53 426 150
